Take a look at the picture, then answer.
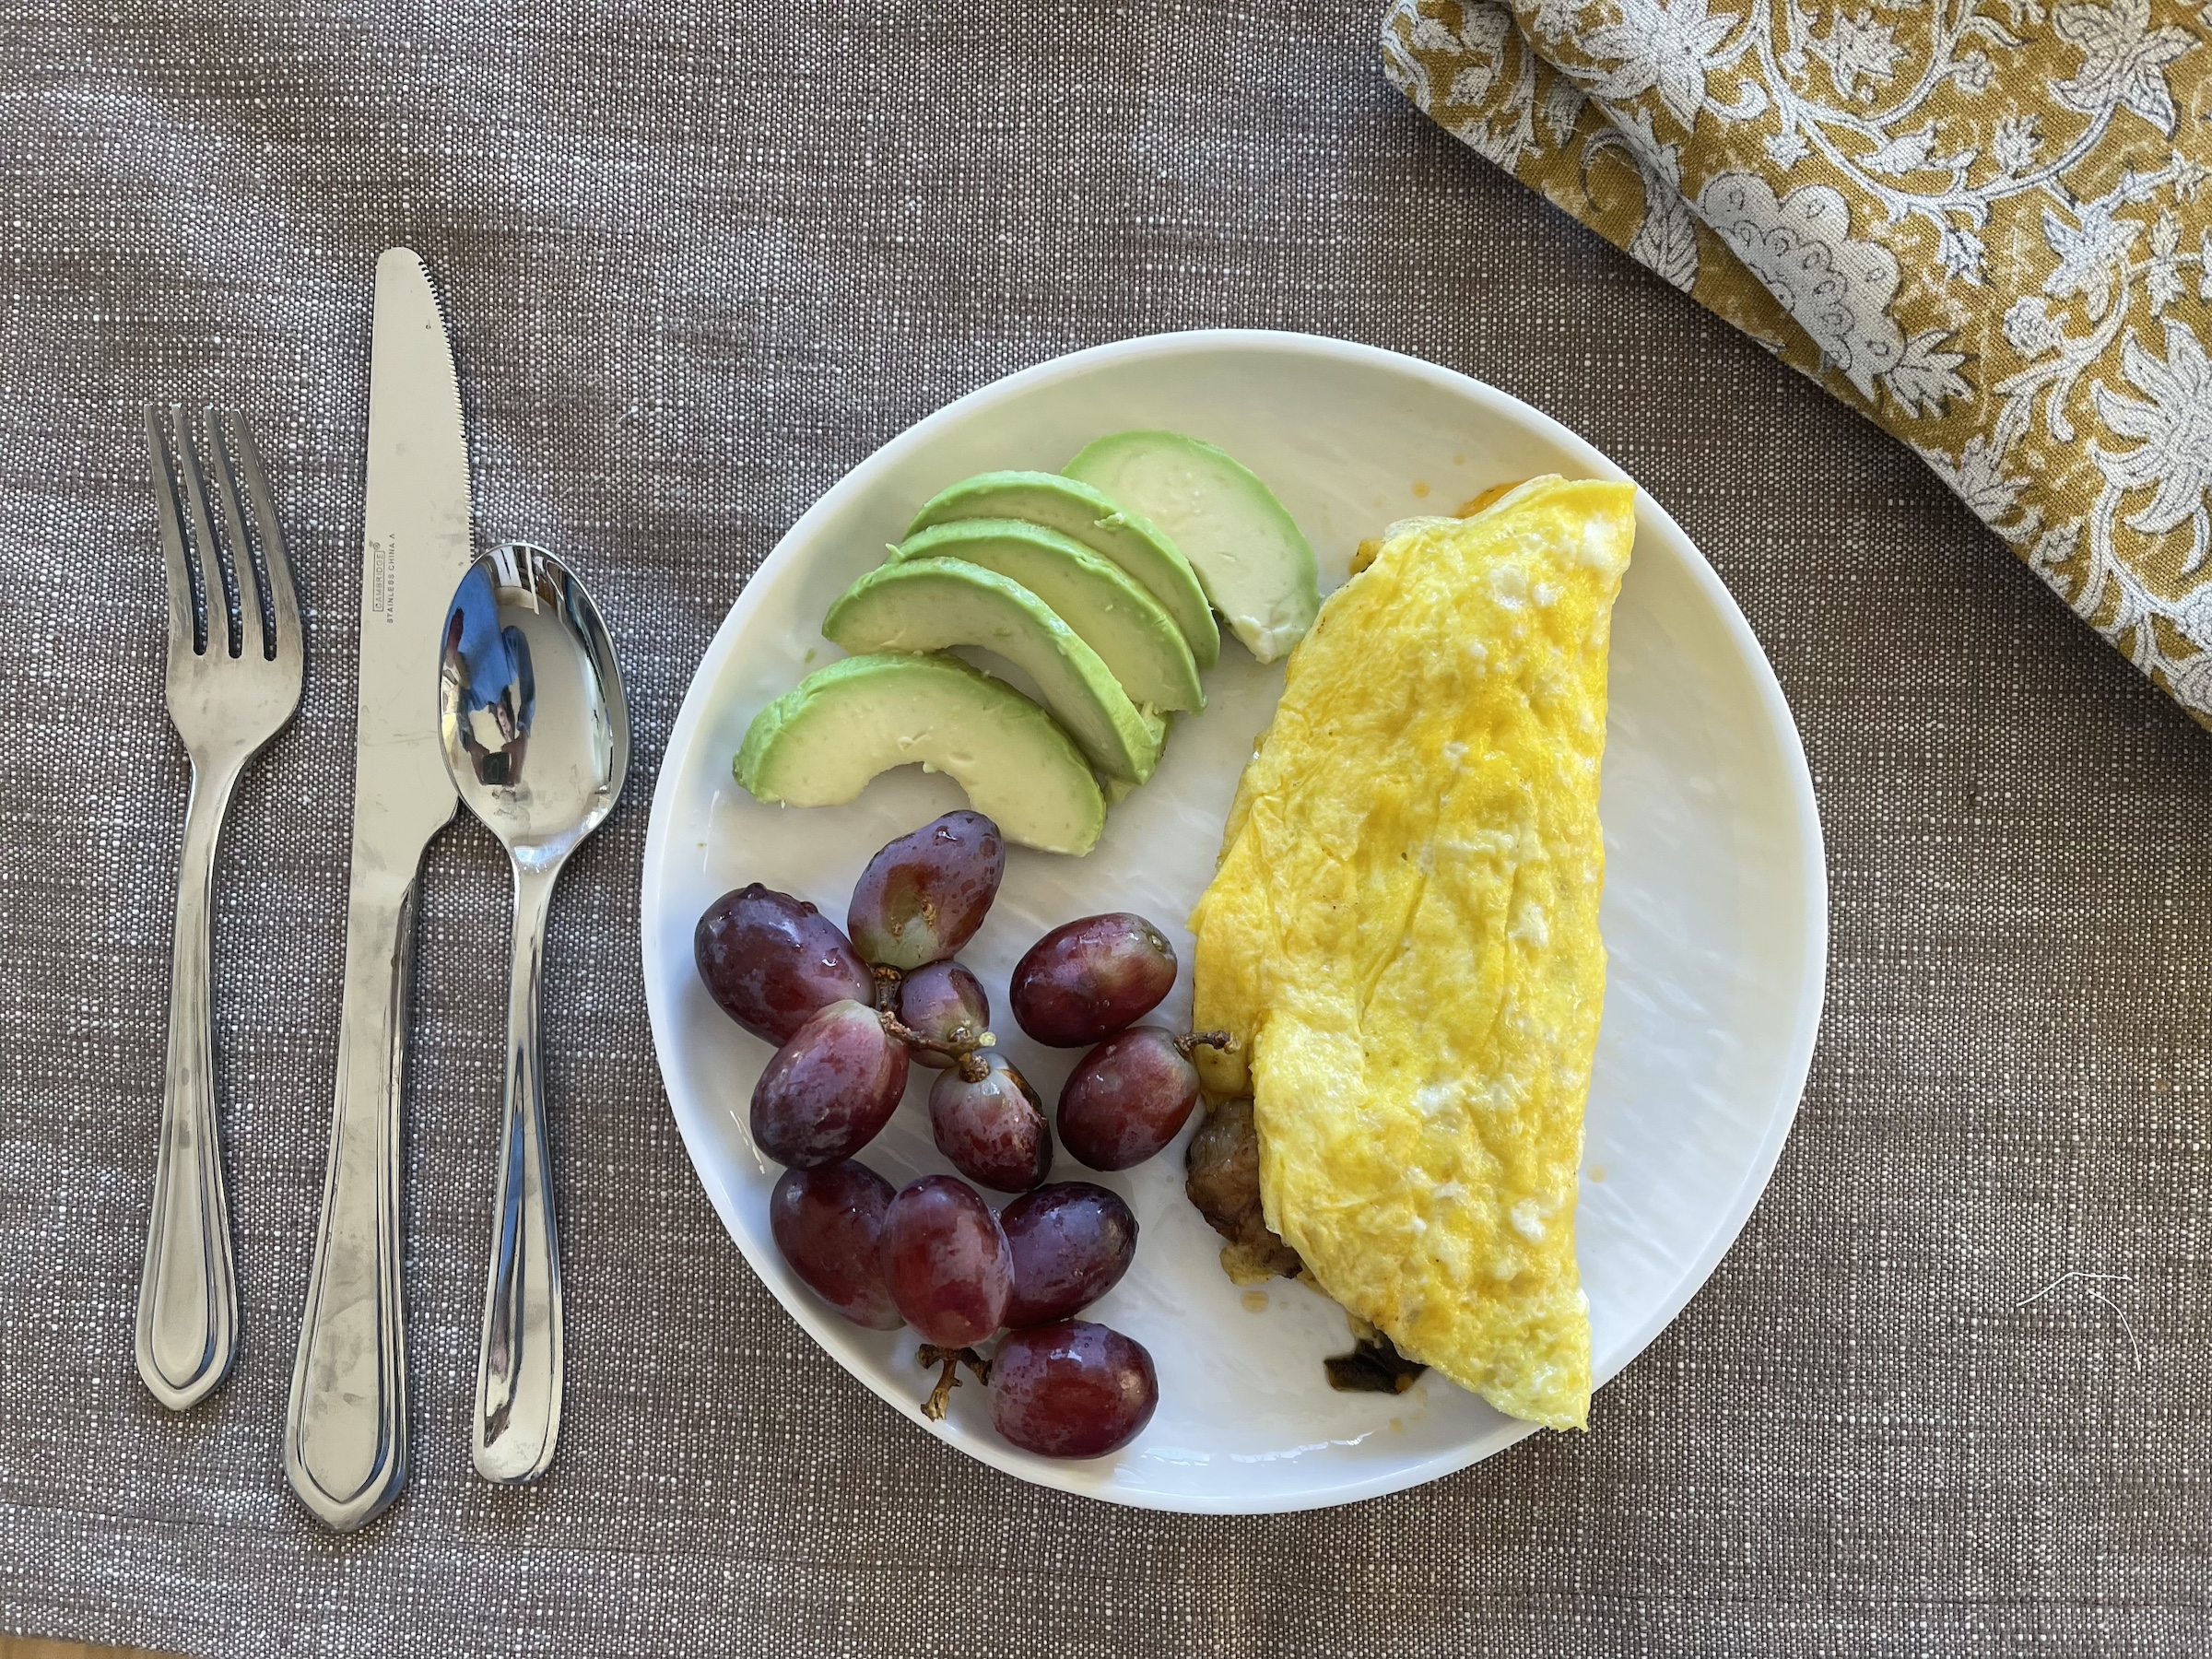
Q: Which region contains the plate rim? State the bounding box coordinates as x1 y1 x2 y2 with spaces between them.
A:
639 327 1830 1513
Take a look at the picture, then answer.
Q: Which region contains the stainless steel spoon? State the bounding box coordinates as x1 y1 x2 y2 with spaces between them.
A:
437 543 629 1483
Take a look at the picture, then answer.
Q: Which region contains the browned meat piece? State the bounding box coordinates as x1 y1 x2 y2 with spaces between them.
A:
1183 1099 1269 1242
1183 1099 1301 1284
1324 1331 1427 1394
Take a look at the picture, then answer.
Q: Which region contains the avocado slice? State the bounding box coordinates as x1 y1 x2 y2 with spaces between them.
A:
891 520 1204 712
906 471 1220 669
822 558 1162 782
735 653 1106 855
1064 431 1320 664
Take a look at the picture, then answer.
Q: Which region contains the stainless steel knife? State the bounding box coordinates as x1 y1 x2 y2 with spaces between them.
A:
285 247 473 1533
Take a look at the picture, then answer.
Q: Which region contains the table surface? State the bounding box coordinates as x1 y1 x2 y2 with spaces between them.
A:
4 2 2207 1655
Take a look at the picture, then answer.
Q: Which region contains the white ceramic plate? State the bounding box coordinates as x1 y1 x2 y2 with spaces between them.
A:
640 332 1826 1513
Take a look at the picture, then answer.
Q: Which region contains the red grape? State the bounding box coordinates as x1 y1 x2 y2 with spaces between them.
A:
696 884 873 1044
990 1321 1158 1458
1009 912 1176 1046
877 1175 1011 1347
1000 1182 1136 1327
848 811 1005 970
1056 1026 1204 1171
769 1161 901 1330
896 959 991 1069
749 999 909 1168
928 1052 1051 1193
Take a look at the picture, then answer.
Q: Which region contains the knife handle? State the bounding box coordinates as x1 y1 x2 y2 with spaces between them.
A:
286 868 418 1533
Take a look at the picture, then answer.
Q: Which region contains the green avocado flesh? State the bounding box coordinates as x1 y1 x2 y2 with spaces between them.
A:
734 653 1106 856
905 471 1219 669
822 557 1162 783
891 520 1203 712
1063 431 1320 665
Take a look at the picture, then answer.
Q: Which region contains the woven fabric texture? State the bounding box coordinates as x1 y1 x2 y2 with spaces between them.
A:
2 2 2208 1654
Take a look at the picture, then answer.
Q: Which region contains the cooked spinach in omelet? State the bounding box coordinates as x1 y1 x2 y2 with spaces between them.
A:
1187 475 1636 1431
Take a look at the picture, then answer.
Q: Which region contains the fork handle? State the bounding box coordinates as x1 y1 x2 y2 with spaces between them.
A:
473 858 566 1482
285 866 420 1532
136 755 243 1410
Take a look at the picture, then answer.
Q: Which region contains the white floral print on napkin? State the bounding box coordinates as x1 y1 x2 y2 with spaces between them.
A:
1384 0 2212 721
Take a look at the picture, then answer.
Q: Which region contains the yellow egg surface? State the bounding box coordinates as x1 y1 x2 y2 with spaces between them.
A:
1188 475 1635 1431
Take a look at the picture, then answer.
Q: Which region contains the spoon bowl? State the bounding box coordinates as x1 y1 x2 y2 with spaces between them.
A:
441 545 629 865
439 542 629 1483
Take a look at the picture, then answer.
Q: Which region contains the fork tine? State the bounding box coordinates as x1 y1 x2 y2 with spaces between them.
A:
228 413 300 660
145 404 201 660
203 408 268 660
171 404 239 657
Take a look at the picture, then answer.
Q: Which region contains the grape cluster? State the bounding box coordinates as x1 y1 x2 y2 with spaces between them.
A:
693 810 1223 1461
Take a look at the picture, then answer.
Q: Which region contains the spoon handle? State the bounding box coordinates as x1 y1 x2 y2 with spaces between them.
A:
136 753 241 1410
473 859 565 1483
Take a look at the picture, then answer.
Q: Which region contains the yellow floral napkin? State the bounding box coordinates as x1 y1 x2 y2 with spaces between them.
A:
1384 0 2212 715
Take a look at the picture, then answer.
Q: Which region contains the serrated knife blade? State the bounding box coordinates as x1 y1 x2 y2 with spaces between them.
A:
285 247 473 1533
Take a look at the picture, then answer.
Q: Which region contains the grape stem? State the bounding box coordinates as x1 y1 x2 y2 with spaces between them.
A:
915 1344 993 1420
871 964 903 1015
1176 1030 1236 1060
878 1007 995 1073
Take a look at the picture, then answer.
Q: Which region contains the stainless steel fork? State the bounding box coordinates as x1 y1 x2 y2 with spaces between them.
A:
137 405 303 1411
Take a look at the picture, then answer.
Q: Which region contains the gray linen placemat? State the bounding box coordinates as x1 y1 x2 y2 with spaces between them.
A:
3 1 2207 1653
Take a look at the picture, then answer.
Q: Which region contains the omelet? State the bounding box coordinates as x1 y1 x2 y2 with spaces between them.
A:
1188 475 1635 1431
